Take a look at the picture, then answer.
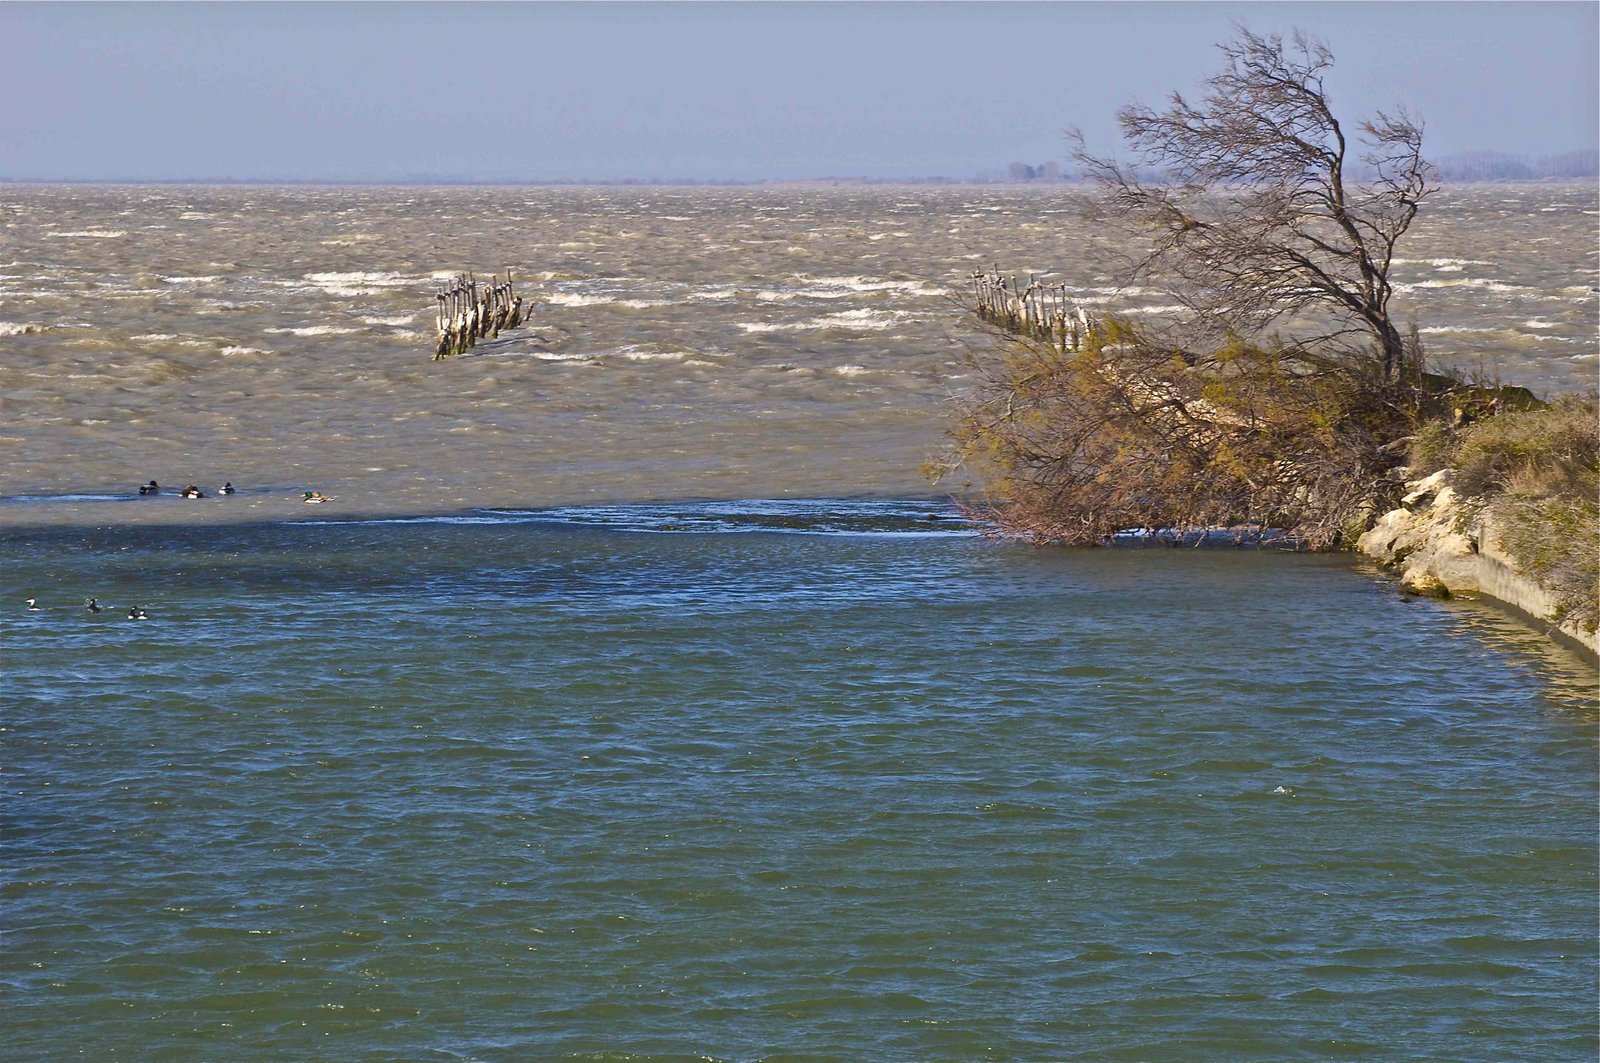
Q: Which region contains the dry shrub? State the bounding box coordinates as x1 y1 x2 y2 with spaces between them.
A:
1439 394 1600 633
1449 394 1599 501
933 320 1415 548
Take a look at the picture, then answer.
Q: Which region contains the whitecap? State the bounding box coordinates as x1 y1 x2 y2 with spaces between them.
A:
303 270 411 286
543 292 617 307
263 325 362 336
0 321 44 336
221 345 270 356
49 229 126 238
803 275 943 296
817 309 902 329
615 348 689 361
1395 278 1530 293
361 314 419 326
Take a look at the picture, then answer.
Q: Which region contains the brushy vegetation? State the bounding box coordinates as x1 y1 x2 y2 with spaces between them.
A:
1411 394 1600 634
933 318 1420 548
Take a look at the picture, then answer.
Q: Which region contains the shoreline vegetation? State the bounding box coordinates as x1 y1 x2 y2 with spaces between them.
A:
930 27 1599 656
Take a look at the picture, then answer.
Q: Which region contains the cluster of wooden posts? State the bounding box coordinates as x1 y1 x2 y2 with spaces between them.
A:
434 271 526 359
972 267 1092 353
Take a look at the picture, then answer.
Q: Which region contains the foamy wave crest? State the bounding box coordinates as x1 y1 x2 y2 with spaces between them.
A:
264 325 362 336
49 230 126 238
1395 278 1530 293
304 270 412 287
361 314 419 326
544 292 617 307
1418 326 1503 335
0 321 44 336
818 309 902 329
615 348 690 361
163 275 221 285
1392 258 1492 268
739 309 906 333
300 270 417 296
805 275 943 297
221 345 270 356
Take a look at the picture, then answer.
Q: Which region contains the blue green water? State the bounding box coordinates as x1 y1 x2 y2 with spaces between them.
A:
4 501 1596 1060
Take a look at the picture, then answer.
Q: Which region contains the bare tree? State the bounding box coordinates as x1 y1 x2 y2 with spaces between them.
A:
1072 26 1437 384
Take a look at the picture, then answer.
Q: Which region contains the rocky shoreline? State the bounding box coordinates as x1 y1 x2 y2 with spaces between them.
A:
1358 471 1599 657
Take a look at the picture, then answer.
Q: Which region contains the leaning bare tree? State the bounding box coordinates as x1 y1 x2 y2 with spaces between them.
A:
1073 26 1437 384
938 28 1440 547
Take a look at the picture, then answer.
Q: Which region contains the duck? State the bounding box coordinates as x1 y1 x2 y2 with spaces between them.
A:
180 484 205 499
128 606 149 621
85 597 103 613
138 480 160 496
302 491 330 504
220 482 236 495
25 597 40 611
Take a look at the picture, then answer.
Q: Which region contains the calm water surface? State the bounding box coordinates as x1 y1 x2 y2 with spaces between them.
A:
4 502 1595 1060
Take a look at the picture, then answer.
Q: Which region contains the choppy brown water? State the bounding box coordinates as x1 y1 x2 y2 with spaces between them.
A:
1 183 1595 524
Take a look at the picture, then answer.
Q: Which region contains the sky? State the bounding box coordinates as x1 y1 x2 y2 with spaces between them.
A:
3 1 1596 182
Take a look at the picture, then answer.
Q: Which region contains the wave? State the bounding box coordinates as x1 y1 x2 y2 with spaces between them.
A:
739 309 906 333
48 230 127 238
0 321 45 336
297 498 977 537
264 325 362 336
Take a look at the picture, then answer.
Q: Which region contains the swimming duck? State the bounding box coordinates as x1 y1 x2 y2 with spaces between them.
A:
180 484 205 499
128 606 149 621
25 597 40 611
85 597 103 613
303 491 330 504
220 482 235 495
138 480 160 496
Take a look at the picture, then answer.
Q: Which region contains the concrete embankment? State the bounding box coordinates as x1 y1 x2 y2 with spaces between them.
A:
1358 471 1599 657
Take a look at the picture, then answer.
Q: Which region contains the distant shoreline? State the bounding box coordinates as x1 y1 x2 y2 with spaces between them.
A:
3 176 1597 189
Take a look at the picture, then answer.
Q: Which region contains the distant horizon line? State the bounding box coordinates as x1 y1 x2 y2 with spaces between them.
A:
3 174 1595 188
5 147 1595 188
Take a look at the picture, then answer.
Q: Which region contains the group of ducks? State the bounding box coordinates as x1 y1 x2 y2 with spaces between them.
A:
139 480 235 498
137 481 332 504
26 597 148 621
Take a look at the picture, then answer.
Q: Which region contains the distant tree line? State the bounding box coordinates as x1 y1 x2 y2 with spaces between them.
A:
987 149 1597 184
1431 150 1598 181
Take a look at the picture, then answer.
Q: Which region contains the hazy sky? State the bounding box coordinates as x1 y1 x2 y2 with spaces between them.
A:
4 1 1595 181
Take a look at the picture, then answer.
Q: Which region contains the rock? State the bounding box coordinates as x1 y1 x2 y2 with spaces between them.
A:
1358 466 1598 657
1401 569 1451 598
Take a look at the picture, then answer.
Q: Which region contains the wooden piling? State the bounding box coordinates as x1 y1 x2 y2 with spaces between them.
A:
432 269 530 360
969 266 1093 354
